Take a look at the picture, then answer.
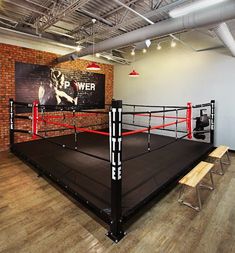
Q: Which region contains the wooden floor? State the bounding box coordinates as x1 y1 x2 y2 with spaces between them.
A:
0 151 235 253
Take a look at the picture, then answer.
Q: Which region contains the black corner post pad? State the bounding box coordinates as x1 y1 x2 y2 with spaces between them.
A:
111 99 122 108
107 99 126 243
9 98 15 147
210 100 215 145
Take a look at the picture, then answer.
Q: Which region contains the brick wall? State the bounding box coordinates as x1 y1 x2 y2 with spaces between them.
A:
0 43 113 152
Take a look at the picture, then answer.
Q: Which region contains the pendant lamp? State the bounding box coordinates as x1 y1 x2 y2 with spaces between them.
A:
129 48 139 77
86 19 101 71
129 69 140 77
86 62 101 71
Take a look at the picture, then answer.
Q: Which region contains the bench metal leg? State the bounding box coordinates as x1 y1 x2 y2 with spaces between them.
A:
212 158 224 176
220 157 230 166
199 171 214 190
178 185 185 201
196 186 202 211
223 150 231 165
178 170 215 212
209 170 215 189
178 185 201 211
212 151 230 176
220 159 225 175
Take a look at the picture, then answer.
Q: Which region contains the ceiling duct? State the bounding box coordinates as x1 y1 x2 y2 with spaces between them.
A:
57 0 235 63
213 22 235 57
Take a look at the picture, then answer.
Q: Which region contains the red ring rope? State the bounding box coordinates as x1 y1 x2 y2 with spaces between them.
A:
34 100 192 139
38 119 109 136
38 116 187 137
122 119 187 136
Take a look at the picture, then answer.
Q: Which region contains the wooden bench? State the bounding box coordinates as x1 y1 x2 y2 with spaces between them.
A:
178 161 214 211
209 145 230 175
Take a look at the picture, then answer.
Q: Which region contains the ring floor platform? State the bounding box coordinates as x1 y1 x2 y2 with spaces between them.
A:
11 131 213 220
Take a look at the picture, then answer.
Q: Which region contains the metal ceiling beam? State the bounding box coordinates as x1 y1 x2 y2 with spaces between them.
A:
69 0 140 36
36 0 90 32
152 0 163 10
24 0 51 10
76 0 188 44
77 8 114 26
0 25 77 50
102 0 140 18
113 0 154 25
3 0 49 16
0 24 76 46
57 0 235 63
0 14 18 25
76 9 127 33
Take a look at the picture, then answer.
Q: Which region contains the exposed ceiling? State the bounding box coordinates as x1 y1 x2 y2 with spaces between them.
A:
0 0 235 63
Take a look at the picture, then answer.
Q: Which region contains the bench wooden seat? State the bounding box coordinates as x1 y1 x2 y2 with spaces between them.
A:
209 145 230 175
178 161 214 211
209 145 229 159
179 161 214 187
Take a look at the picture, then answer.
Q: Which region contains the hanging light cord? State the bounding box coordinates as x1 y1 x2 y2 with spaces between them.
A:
92 19 96 59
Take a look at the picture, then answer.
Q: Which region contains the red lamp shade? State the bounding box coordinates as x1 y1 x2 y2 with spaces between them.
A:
128 69 140 77
86 62 101 71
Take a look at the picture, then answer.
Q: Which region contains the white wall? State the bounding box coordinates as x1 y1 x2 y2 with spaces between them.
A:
114 43 235 149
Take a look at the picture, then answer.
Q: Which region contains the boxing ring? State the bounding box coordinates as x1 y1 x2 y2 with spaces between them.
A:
9 99 215 242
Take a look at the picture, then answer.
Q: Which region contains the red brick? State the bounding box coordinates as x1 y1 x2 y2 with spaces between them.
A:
0 43 113 151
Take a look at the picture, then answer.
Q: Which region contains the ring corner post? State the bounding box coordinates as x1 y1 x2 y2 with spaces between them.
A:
32 100 39 139
9 98 15 148
186 102 192 139
210 100 215 145
107 99 126 243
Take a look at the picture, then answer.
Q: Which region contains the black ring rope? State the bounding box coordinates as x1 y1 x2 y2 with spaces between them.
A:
123 133 189 162
122 107 188 115
35 133 110 163
123 103 187 109
41 107 109 114
12 101 212 165
38 128 70 133
122 122 187 133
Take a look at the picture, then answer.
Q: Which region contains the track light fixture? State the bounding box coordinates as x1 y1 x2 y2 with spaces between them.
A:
157 43 162 50
131 49 135 56
75 45 82 52
171 39 176 48
106 55 111 60
142 48 147 54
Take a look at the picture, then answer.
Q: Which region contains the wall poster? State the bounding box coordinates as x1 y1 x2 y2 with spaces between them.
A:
15 62 105 113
